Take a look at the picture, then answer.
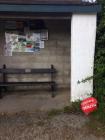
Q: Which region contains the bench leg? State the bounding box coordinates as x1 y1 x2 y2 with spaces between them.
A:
51 83 57 98
3 87 8 92
0 88 3 99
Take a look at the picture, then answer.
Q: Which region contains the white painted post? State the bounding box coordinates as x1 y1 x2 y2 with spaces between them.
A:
71 14 97 101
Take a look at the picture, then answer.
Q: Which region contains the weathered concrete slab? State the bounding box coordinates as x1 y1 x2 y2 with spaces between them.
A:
0 89 70 114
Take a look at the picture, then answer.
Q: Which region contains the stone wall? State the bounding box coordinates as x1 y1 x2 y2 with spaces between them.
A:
0 19 70 89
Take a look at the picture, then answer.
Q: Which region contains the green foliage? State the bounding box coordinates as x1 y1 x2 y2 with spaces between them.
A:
86 102 105 136
94 0 105 102
77 76 93 84
47 102 82 118
47 109 62 118
64 101 82 114
92 102 105 123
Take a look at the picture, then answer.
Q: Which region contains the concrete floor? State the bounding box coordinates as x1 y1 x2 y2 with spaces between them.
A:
0 88 70 114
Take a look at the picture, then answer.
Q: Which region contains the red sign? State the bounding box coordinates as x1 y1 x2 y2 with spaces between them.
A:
81 97 98 115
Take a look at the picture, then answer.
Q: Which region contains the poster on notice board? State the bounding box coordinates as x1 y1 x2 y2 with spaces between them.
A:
4 33 45 56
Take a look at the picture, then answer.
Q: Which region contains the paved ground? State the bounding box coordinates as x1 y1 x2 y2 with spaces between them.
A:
0 89 70 114
0 112 104 140
0 89 104 140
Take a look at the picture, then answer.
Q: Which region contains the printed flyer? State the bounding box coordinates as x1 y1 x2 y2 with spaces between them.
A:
4 32 45 56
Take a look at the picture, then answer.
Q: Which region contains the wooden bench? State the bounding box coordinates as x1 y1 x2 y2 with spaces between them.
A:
0 64 57 98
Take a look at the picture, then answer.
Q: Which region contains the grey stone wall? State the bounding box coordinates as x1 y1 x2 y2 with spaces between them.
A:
0 19 70 89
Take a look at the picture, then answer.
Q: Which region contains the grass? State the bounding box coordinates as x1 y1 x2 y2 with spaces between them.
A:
47 100 105 137
86 102 105 137
47 109 62 118
47 101 82 118
64 101 82 114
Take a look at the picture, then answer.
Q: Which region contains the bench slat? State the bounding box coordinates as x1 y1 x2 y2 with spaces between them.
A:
0 81 56 86
0 68 56 74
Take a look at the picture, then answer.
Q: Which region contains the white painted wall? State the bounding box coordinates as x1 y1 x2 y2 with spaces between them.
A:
71 14 97 101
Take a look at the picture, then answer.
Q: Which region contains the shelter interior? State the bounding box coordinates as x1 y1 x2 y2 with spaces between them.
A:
0 18 71 95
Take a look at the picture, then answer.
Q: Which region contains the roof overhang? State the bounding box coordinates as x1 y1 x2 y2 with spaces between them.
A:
0 4 101 13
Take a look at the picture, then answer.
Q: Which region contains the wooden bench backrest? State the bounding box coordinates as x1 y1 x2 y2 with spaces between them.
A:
0 64 57 74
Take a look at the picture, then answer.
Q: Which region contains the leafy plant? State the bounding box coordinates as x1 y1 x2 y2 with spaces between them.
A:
94 0 105 102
